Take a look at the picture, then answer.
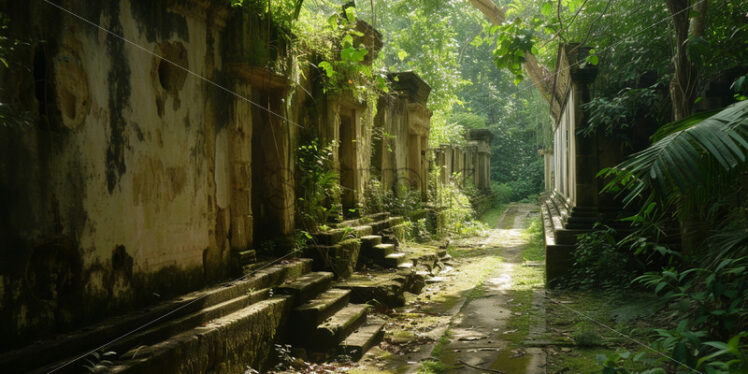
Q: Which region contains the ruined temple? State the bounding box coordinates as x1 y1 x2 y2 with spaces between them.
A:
0 0 500 372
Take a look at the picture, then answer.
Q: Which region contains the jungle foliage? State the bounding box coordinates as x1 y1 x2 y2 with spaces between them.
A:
480 0 747 371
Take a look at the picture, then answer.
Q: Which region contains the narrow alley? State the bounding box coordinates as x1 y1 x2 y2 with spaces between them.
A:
2 0 746 373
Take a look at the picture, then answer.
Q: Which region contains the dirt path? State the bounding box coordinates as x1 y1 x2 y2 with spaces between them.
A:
439 203 546 373
352 203 547 374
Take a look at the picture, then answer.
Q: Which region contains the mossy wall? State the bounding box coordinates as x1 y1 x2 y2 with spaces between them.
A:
0 0 308 348
0 0 431 349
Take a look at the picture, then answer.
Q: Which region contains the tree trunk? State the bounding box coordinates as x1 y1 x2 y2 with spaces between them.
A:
665 0 707 120
666 0 709 255
467 0 554 103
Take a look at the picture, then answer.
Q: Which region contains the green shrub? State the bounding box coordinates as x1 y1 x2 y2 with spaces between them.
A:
559 225 643 289
296 139 341 231
437 180 487 237
492 182 514 205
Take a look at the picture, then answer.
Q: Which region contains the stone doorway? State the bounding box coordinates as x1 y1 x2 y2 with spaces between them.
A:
339 109 357 216
251 89 293 245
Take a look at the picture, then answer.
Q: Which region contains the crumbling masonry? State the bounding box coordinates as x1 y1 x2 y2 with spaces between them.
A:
0 0 494 372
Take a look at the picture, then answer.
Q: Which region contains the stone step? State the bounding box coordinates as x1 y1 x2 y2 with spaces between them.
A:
369 243 395 259
313 228 347 245
233 249 257 264
337 212 389 228
351 225 373 238
370 219 391 233
555 229 588 245
334 273 420 308
387 216 405 226
106 289 270 355
360 235 382 250
357 237 387 268
3 259 312 373
108 296 294 374
313 226 371 246
277 272 334 305
545 199 561 219
397 261 414 270
338 316 385 361
366 212 390 222
304 239 361 279
383 252 407 267
369 216 405 233
310 304 372 350
293 288 351 328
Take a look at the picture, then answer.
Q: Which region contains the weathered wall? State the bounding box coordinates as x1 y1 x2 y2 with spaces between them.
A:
432 130 495 215
0 0 428 348
0 0 312 347
372 72 432 199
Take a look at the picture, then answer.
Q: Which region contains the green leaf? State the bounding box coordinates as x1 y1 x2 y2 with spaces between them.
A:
397 50 408 61
541 2 553 18
327 15 339 30
318 61 334 78
345 6 357 24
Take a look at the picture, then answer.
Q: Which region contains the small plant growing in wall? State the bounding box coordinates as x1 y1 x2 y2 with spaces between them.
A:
296 139 341 231
315 4 388 99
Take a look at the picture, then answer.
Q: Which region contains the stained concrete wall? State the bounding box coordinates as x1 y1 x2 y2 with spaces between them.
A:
0 0 312 348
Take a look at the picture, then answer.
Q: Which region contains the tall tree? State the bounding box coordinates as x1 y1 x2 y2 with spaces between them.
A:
467 0 555 103
665 0 707 120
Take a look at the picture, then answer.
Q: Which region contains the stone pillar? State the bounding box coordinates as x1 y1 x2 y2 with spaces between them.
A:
467 129 494 192
407 133 421 191
338 105 362 214
388 72 432 199
420 135 429 198
229 83 253 250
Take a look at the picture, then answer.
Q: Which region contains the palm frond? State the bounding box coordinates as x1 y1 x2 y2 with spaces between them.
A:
604 100 748 203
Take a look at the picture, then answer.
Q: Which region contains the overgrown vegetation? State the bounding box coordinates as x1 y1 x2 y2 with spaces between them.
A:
557 225 645 290
295 139 341 231
478 0 748 371
435 179 487 238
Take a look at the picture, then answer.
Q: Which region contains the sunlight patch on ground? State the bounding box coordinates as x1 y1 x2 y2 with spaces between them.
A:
487 273 513 290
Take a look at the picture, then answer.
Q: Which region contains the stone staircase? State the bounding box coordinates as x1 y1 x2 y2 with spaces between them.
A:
0 258 385 373
1 212 430 373
282 272 384 360
341 212 410 270
0 259 310 373
541 193 636 282
304 212 412 276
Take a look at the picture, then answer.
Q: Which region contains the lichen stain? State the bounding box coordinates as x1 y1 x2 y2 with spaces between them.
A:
53 32 91 131
128 0 189 43
104 2 131 194
131 156 187 205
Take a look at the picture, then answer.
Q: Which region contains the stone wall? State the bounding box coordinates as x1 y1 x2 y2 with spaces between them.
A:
372 72 432 200
432 129 495 215
0 0 436 347
0 0 316 347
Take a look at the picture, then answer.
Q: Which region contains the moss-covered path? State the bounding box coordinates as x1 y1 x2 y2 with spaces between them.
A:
432 203 546 373
351 203 547 374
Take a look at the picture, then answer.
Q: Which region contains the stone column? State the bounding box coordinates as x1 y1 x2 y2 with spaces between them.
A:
420 135 429 198
229 83 253 250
